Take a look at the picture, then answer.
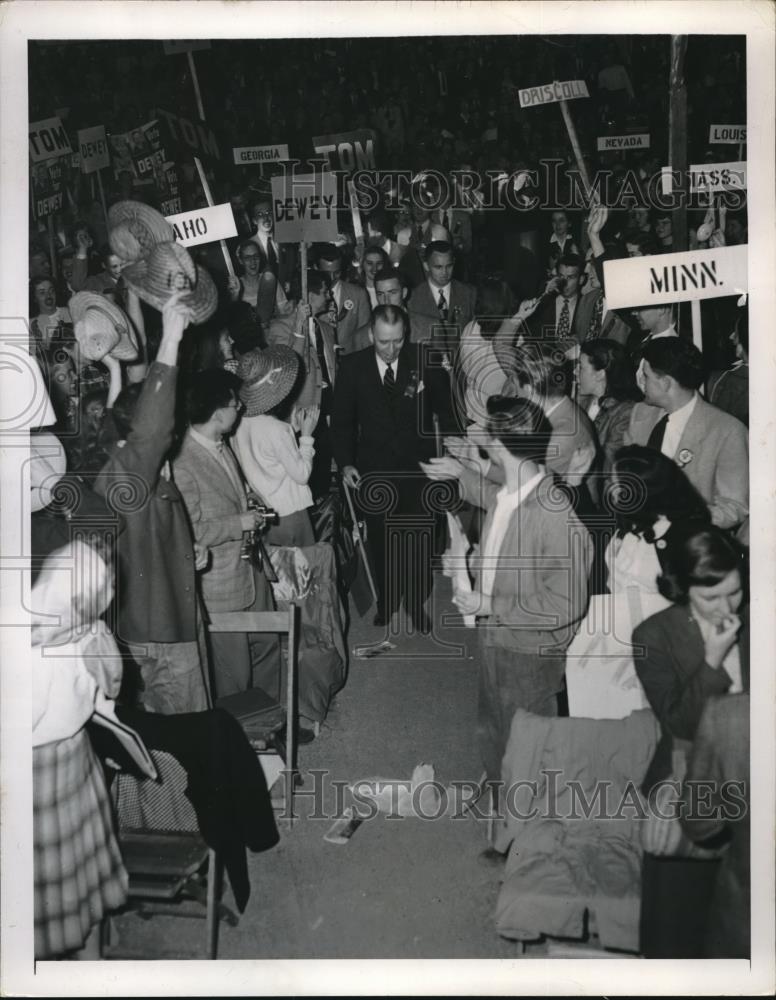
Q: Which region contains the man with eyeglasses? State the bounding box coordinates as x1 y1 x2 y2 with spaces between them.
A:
174 370 281 702
248 196 295 299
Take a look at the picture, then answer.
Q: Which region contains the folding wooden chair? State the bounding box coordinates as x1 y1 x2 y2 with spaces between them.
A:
108 750 236 959
208 605 299 824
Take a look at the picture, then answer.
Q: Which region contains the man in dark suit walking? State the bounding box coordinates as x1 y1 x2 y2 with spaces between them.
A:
332 305 456 632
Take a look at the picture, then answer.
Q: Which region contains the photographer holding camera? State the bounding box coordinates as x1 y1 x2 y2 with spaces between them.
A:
173 369 281 702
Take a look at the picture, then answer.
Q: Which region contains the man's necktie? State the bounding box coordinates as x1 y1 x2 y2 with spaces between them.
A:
586 294 605 341
647 414 669 451
558 298 571 339
267 239 278 272
383 363 396 393
437 289 449 322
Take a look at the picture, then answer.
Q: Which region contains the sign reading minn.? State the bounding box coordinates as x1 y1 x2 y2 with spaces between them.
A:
604 245 748 310
518 79 589 108
271 171 338 243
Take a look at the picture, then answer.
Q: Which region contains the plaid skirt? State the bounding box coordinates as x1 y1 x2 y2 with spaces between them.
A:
34 729 128 958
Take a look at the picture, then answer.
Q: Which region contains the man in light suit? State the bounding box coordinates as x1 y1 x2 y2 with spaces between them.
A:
406 240 476 358
313 243 371 357
173 370 281 700
624 338 748 530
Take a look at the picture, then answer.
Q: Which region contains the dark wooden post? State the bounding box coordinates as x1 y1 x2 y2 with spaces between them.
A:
668 36 688 253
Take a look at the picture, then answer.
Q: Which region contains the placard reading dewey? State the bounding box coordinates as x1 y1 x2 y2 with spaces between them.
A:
597 133 650 151
233 144 289 165
604 245 748 310
165 203 237 247
709 124 746 144
661 161 747 194
271 172 338 243
77 125 110 174
29 117 72 162
518 79 589 108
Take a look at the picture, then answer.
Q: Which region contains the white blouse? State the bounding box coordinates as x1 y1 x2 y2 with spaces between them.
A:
233 414 314 516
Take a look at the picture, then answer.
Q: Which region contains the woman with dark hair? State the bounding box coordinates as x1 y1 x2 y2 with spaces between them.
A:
576 338 643 473
229 238 278 328
232 346 319 547
29 275 73 356
565 445 710 720
633 525 748 959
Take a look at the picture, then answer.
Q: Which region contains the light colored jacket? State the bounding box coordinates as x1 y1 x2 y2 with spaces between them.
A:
173 430 256 614
624 395 748 529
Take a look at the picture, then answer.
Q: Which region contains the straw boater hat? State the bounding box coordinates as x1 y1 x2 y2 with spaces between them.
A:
237 346 300 417
108 200 175 262
70 291 139 362
121 241 218 324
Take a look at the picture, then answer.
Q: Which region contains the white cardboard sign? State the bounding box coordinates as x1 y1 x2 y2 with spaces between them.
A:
518 79 589 108
165 203 238 247
77 125 110 174
603 245 748 310
29 117 72 162
709 124 746 144
597 133 650 151
233 144 290 165
661 161 747 195
271 172 338 243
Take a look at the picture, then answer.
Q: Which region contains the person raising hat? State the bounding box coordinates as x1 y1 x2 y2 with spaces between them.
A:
232 346 320 547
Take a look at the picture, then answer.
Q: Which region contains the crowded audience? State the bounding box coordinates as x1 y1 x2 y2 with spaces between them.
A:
24 32 752 961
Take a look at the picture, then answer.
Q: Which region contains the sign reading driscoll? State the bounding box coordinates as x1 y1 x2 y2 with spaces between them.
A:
518 79 589 108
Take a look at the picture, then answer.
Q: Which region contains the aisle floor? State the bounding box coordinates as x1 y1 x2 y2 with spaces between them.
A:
110 576 549 961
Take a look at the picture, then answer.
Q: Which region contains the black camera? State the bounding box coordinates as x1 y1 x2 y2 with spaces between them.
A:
240 498 280 562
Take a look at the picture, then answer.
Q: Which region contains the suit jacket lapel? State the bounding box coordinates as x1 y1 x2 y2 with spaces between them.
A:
186 434 242 502
674 397 706 454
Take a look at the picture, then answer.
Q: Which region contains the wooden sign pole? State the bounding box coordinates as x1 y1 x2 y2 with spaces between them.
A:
187 50 206 122
558 93 592 255
96 168 109 230
193 155 236 279
47 215 57 280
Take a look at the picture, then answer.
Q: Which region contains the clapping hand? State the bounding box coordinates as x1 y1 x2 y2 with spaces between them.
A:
420 455 464 480
300 404 320 437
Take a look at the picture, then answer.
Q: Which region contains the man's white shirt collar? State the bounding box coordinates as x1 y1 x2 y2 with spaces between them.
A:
430 280 452 304
375 355 396 379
